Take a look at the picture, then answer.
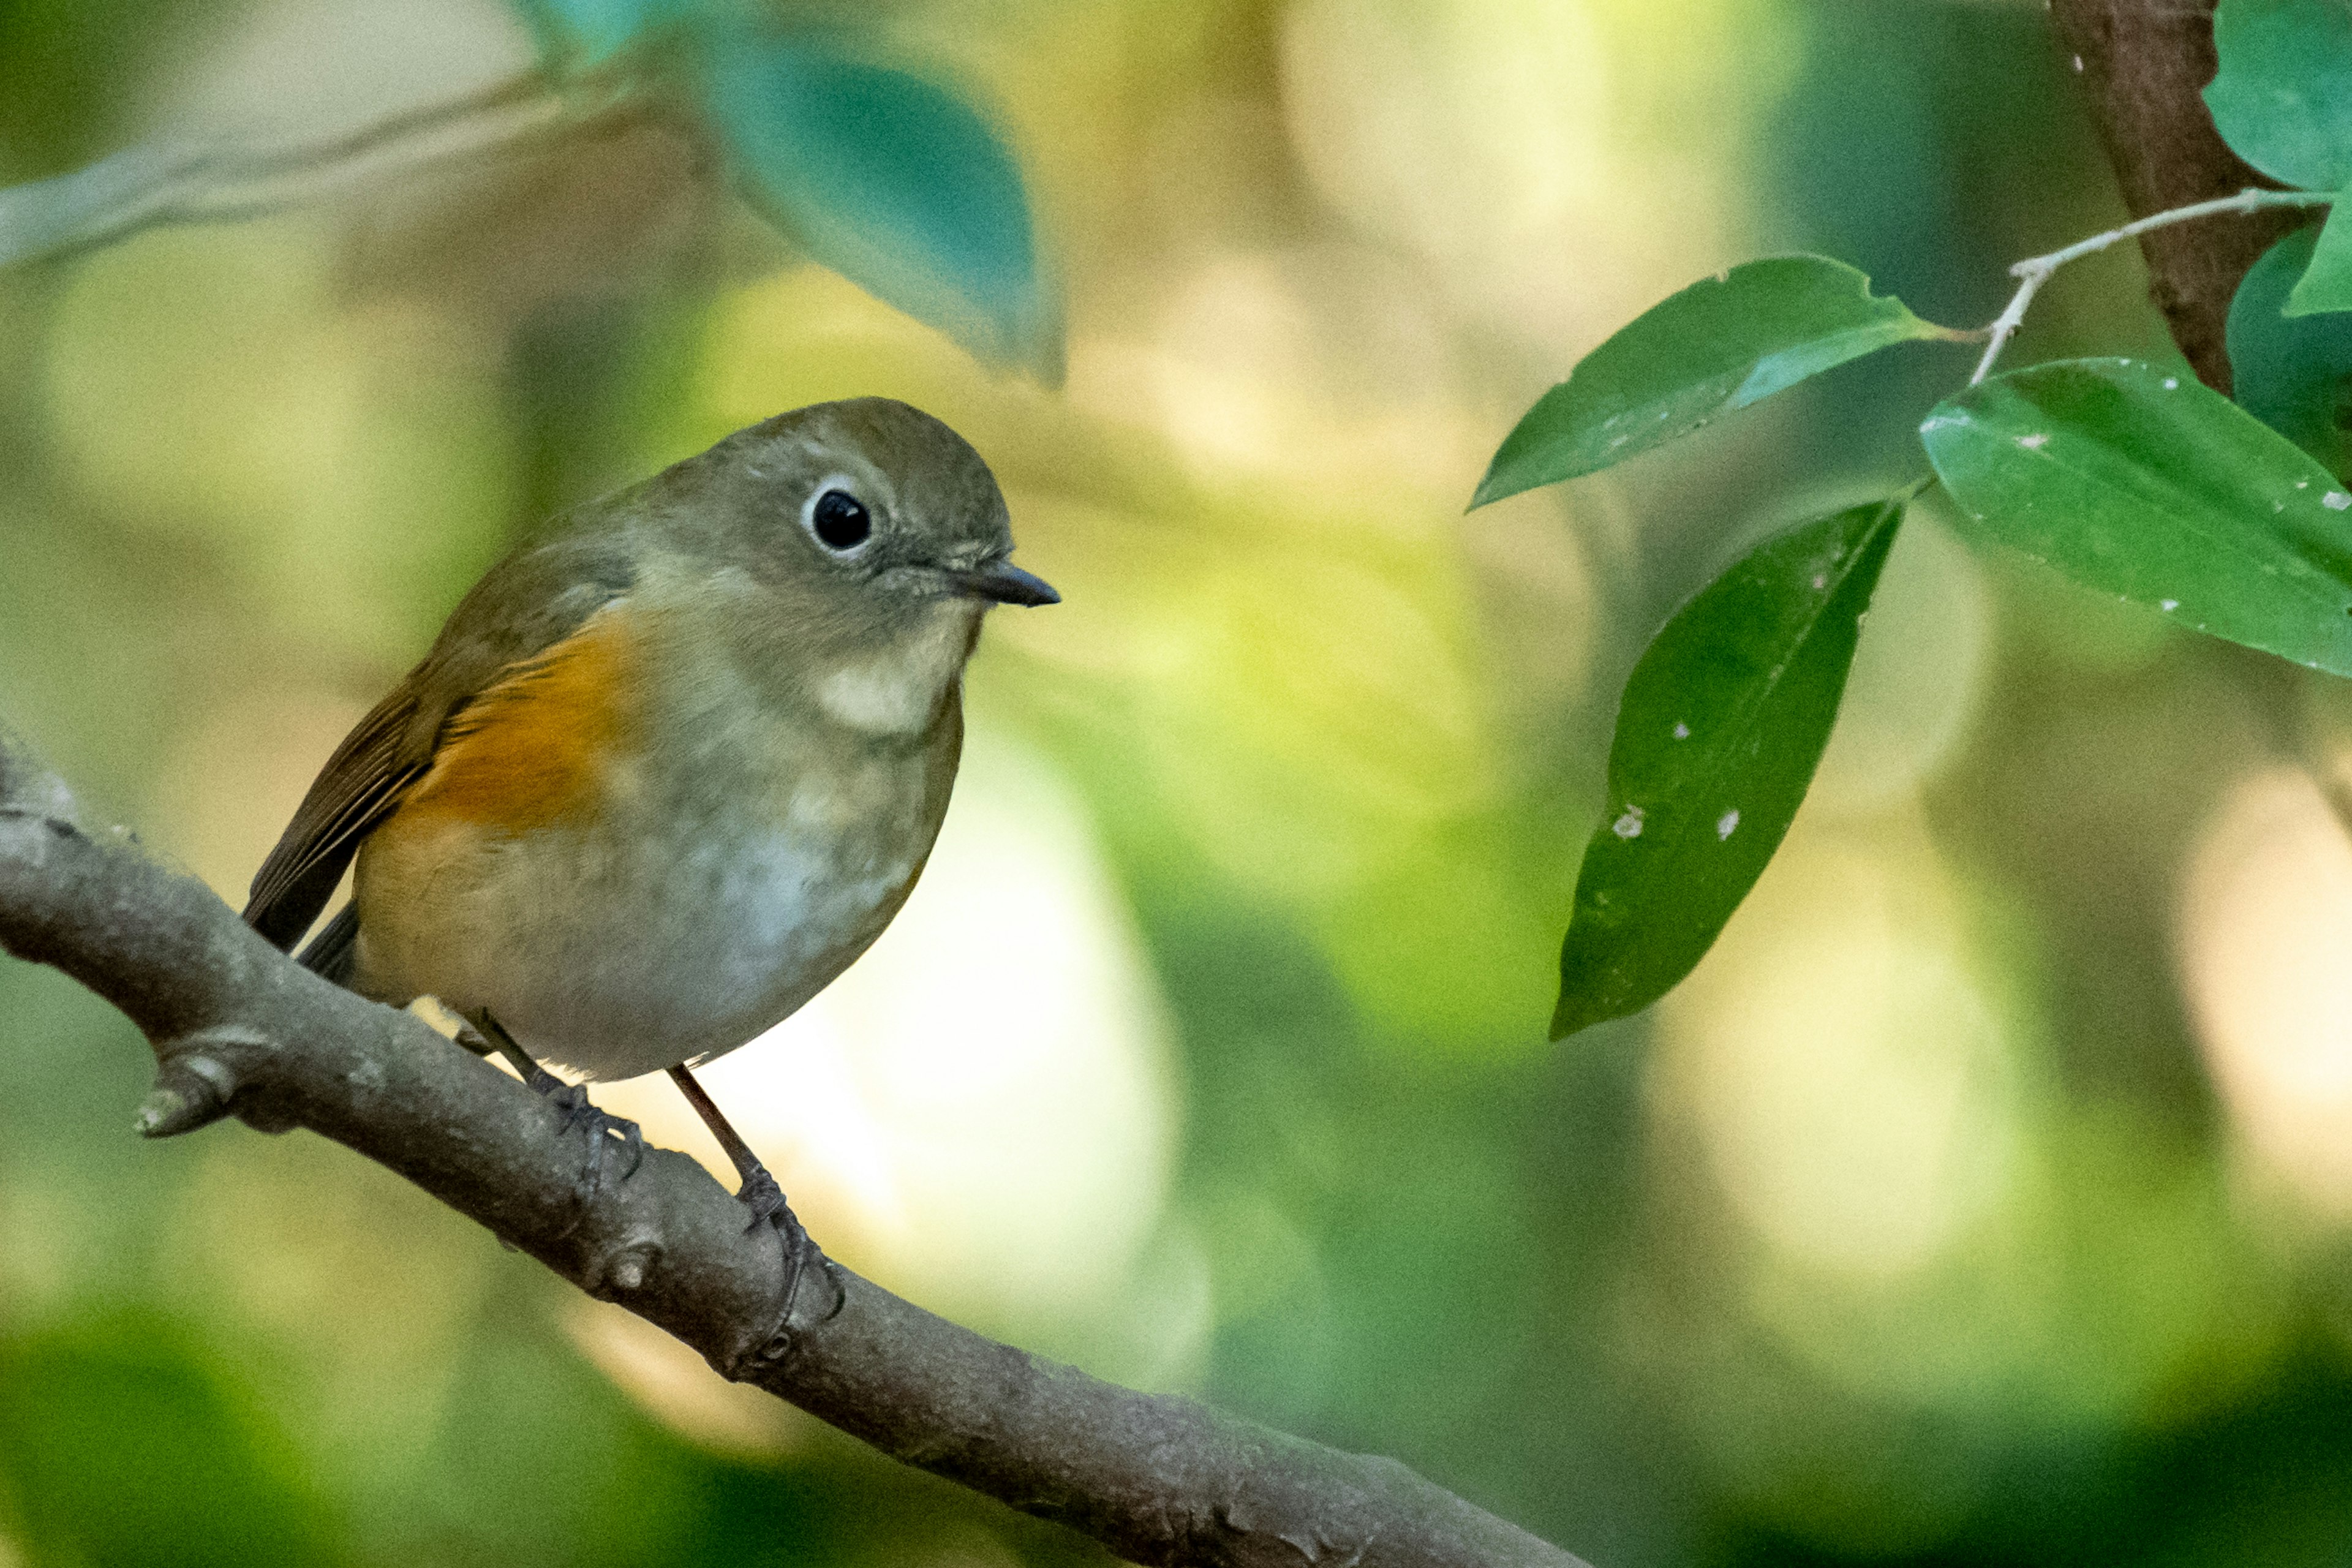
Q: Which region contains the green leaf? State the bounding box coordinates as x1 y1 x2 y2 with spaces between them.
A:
698 32 1055 375
1550 497 1905 1039
513 0 693 72
2286 195 2352 315
2230 222 2352 471
2206 0 2352 190
1471 257 1964 508
1921 358 2352 674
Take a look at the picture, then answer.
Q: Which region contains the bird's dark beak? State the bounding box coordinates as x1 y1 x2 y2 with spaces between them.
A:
951 560 1060 606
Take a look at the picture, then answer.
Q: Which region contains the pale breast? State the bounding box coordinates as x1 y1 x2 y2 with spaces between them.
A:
352 693 959 1082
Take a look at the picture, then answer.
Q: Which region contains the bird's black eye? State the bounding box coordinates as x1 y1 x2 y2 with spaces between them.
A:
810 488 872 551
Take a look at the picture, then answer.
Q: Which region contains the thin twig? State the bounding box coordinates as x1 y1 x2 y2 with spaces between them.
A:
0 69 629 270
1968 186 2335 385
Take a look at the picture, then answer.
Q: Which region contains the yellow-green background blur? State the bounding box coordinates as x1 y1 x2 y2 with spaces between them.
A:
6 1 2352 1564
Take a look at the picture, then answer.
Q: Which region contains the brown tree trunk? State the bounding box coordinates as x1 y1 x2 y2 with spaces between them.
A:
2048 0 2304 394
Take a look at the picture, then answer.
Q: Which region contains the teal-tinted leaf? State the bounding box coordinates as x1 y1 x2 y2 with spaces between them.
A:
1471 258 1966 508
1551 497 1905 1039
2206 0 2352 190
2286 195 2352 315
1922 358 2352 674
2230 222 2352 471
513 0 693 72
699 32 1055 375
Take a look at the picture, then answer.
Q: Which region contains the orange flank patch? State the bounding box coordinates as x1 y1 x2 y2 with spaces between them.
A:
396 609 639 835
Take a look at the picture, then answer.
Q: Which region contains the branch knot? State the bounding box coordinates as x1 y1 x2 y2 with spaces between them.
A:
137 1027 270 1137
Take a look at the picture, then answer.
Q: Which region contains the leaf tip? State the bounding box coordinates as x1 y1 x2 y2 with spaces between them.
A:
1547 992 1585 1041
1468 466 1525 512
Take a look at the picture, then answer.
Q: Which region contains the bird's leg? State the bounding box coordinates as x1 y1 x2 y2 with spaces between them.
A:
665 1064 793 1222
667 1065 843 1339
462 1009 644 1196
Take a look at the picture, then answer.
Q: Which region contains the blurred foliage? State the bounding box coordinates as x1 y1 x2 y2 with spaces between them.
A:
703 29 1050 373
6 2 2352 1567
0 0 228 179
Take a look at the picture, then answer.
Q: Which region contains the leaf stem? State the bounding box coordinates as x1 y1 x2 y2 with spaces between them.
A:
1969 186 2335 386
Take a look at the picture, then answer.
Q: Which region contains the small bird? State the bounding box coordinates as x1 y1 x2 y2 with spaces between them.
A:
242 397 1055 1295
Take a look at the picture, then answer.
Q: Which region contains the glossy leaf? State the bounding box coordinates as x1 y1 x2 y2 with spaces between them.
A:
1550 497 1905 1039
1922 358 2352 674
2206 0 2352 190
2230 223 2352 471
1471 257 1964 508
2286 197 2352 315
699 32 1054 375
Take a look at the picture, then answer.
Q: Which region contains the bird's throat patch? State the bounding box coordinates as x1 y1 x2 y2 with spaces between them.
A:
814 611 976 736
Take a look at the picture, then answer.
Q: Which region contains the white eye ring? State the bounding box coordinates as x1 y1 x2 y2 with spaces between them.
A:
801 475 873 554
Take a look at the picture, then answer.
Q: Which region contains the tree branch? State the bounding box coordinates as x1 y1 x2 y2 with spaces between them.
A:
0 70 635 271
2047 0 2304 395
0 726 1583 1568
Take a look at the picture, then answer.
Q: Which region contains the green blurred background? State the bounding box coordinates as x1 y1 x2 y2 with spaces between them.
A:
7 1 2352 1564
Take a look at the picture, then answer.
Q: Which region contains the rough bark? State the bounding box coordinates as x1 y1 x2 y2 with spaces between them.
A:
0 726 1582 1568
2047 0 2302 394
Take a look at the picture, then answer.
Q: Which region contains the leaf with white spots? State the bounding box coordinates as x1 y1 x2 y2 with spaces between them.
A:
1550 497 1905 1039
1471 257 1969 507
1921 358 2352 676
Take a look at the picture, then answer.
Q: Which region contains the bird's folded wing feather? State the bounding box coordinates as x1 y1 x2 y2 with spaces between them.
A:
241 530 638 952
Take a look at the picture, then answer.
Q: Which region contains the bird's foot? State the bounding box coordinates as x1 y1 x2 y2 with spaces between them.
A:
735 1163 790 1230
461 1010 644 1200
734 1164 845 1359
539 1074 646 1195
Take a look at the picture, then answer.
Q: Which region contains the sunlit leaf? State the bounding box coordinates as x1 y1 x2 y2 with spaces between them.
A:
1922 358 2352 674
1471 258 1964 508
2206 0 2352 190
2286 196 2352 315
512 0 694 72
1550 497 1905 1040
699 31 1055 375
2230 222 2352 470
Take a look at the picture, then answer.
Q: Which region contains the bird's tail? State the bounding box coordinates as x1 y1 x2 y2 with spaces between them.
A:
296 905 361 987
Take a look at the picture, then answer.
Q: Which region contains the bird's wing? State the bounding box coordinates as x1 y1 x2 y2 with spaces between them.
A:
242 683 429 951
241 531 638 954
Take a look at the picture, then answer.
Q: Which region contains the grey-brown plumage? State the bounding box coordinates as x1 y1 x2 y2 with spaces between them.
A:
245 398 1055 1085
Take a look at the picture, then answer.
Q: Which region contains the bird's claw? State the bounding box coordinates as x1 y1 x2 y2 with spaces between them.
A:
461 1012 644 1200
732 1169 844 1359
734 1166 789 1232
532 1074 644 1196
